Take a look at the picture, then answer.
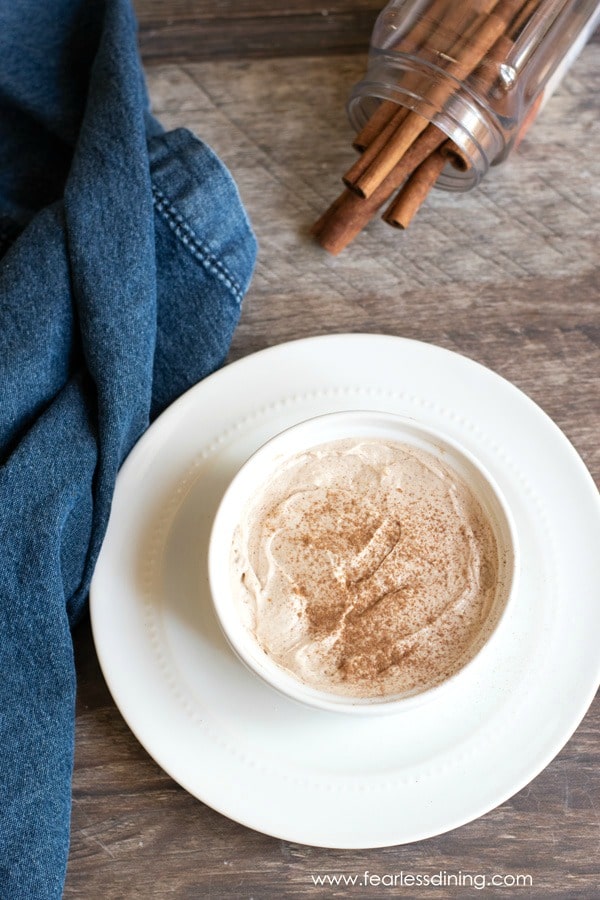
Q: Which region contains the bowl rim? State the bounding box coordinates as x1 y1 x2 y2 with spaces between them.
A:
207 409 519 715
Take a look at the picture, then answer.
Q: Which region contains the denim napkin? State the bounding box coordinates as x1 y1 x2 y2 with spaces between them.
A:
0 1 257 895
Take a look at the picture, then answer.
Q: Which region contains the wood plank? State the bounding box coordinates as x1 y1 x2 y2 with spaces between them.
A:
64 21 600 900
135 0 381 62
65 43 600 899
133 0 600 63
68 607 600 897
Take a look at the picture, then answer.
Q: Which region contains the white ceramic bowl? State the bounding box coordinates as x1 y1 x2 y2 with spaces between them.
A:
208 411 518 714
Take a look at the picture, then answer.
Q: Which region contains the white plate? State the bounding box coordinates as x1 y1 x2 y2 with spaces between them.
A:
90 334 600 848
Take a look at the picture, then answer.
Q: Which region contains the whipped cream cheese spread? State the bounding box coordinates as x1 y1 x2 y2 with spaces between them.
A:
231 438 499 698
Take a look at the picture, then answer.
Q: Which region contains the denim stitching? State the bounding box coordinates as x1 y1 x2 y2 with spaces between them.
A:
151 184 243 304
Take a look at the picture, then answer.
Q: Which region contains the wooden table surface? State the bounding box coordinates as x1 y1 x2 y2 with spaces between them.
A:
65 4 599 897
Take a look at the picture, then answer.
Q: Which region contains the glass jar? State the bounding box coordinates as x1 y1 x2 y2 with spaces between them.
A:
347 0 600 190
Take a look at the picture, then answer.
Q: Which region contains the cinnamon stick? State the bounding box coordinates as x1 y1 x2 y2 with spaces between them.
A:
344 106 409 188
314 27 505 252
312 125 446 254
353 100 402 152
346 0 488 185
508 0 541 38
351 0 526 199
312 0 538 250
397 0 454 50
351 0 460 152
442 31 513 172
383 146 448 228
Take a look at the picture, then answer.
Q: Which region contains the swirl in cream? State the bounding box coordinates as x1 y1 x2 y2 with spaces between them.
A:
231 438 499 698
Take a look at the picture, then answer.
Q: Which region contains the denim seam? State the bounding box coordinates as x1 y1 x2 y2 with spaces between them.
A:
151 184 243 305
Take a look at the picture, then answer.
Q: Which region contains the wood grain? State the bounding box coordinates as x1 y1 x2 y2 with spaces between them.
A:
66 34 599 900
132 0 599 64
134 0 382 62
68 612 600 899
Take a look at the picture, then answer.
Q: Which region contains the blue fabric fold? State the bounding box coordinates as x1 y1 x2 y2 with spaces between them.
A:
0 1 257 896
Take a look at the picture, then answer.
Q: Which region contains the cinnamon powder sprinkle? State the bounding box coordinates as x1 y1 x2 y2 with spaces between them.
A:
231 438 501 699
